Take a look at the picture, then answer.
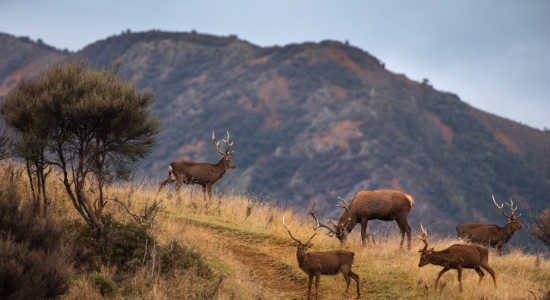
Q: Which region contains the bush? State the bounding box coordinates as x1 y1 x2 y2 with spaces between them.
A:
74 215 152 270
89 272 117 296
528 207 550 249
0 162 72 299
161 241 212 278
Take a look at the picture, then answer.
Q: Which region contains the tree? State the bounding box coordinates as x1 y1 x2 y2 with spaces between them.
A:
1 59 161 238
0 121 12 161
528 207 550 249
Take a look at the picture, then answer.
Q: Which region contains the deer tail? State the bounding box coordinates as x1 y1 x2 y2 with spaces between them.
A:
405 194 415 208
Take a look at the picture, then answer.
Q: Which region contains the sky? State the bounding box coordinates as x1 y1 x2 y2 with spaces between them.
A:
1 0 549 129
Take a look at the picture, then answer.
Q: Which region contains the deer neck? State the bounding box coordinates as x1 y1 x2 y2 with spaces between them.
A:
214 157 230 172
296 250 311 272
338 212 358 232
426 251 453 267
501 223 518 239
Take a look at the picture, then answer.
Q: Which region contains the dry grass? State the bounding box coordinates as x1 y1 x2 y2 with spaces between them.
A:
2 161 548 299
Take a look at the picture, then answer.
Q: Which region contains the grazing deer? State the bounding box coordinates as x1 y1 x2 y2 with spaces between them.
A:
417 222 497 293
455 196 523 256
283 214 361 300
309 190 414 250
156 132 235 201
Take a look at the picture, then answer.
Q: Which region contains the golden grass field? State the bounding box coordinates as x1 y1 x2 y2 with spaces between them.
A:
2 161 549 299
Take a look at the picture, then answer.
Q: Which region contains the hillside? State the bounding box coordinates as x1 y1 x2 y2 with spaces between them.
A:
1 30 549 246
1 160 549 299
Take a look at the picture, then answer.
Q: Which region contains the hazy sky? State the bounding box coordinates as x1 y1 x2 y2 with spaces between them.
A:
1 0 549 129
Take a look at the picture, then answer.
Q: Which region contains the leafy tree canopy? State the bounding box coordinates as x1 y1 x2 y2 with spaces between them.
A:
1 59 161 237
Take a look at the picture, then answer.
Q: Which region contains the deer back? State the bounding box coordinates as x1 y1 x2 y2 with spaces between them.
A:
170 160 226 184
341 190 414 225
456 222 518 247
299 250 355 276
419 244 488 269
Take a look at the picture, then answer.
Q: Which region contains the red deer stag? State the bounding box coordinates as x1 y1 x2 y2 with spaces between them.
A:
283 214 361 300
455 195 523 257
309 190 414 250
417 222 497 293
156 131 235 201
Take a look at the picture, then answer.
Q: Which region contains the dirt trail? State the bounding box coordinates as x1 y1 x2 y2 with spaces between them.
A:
187 221 308 298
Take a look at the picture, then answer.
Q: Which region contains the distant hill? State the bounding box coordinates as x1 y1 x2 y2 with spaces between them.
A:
1 30 549 246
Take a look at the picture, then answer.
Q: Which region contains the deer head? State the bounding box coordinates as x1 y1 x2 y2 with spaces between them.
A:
417 222 435 267
283 215 319 257
309 198 352 244
213 131 235 170
492 195 523 231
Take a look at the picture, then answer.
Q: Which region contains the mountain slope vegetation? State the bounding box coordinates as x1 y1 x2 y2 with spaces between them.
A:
0 31 549 246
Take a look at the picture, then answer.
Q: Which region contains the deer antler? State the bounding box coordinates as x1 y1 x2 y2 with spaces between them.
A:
337 197 352 229
506 198 521 218
417 222 429 253
212 132 226 156
283 216 301 243
309 200 337 237
492 195 513 218
306 216 319 244
222 131 234 155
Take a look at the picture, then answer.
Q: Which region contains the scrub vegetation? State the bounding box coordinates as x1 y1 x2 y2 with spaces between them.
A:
0 160 548 299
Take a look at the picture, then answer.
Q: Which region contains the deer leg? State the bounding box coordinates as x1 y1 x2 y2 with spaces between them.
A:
457 266 463 293
474 266 485 285
496 246 503 257
307 275 313 300
207 184 213 201
480 264 497 288
405 221 411 250
174 181 184 202
395 218 409 250
156 178 175 196
189 185 195 199
349 271 361 299
342 271 351 298
201 185 207 201
314 274 320 300
360 219 374 247
435 267 450 289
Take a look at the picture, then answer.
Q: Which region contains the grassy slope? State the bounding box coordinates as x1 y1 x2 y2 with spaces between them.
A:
38 168 547 300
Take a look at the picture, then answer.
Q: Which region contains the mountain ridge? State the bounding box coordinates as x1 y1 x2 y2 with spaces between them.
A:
0 30 548 246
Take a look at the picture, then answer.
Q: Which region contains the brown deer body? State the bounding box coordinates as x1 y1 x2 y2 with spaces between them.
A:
417 223 497 293
456 196 523 256
283 215 361 300
310 190 414 249
156 132 235 201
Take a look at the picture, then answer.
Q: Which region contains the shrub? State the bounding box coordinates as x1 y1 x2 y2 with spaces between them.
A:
0 162 72 299
161 241 212 278
528 207 550 249
89 272 117 297
74 215 152 270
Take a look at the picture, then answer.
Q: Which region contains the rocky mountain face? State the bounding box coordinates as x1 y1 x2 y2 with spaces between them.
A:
1 31 549 245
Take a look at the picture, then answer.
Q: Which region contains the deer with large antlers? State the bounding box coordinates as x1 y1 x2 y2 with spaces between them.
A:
309 190 415 250
156 131 235 201
283 213 361 300
417 222 497 293
455 196 523 256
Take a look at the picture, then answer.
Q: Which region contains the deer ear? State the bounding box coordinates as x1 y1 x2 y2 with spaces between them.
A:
428 247 434 252
307 243 313 248
294 242 299 247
